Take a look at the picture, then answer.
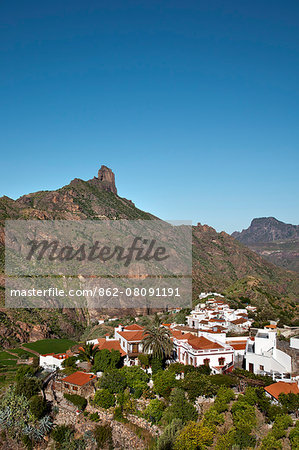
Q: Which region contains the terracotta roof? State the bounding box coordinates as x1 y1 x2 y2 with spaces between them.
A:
118 330 146 342
231 318 249 325
265 382 299 401
187 335 224 350
265 324 277 329
124 324 144 331
95 338 126 357
171 330 192 340
210 318 225 322
226 341 247 350
62 371 96 386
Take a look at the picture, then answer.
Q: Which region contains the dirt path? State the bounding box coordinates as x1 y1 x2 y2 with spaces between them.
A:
21 346 40 356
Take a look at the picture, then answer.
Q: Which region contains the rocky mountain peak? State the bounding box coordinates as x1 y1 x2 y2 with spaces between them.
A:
89 165 117 194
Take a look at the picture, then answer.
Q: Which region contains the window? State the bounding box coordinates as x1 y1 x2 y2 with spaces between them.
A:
249 363 254 373
203 358 210 367
259 365 264 371
64 383 69 389
73 386 78 391
218 357 225 365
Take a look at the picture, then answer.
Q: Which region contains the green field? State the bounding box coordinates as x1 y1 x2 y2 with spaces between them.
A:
0 351 17 361
9 348 33 359
22 339 78 355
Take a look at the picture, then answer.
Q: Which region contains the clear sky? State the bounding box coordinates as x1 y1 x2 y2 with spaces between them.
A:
0 1 298 233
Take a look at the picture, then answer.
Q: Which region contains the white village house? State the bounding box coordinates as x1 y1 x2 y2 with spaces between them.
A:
244 328 292 381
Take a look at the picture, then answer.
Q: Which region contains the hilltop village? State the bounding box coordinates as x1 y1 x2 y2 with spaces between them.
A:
1 293 298 449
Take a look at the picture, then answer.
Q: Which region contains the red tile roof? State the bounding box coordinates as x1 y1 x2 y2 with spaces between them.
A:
231 318 249 325
187 335 224 350
62 371 96 386
226 341 247 350
95 338 126 356
265 382 299 401
118 330 146 342
124 324 144 331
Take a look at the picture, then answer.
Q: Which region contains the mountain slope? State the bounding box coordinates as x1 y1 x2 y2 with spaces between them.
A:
0 167 298 346
232 217 299 272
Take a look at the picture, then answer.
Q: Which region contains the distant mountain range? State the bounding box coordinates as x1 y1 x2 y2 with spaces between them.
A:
232 217 299 273
0 168 298 347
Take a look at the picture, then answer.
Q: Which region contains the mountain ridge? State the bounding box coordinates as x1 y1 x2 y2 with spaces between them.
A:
232 217 299 273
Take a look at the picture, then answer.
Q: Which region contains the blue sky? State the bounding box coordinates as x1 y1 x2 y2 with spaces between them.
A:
0 0 298 233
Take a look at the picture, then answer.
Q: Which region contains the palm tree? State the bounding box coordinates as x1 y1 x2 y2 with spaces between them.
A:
142 322 173 360
78 343 99 367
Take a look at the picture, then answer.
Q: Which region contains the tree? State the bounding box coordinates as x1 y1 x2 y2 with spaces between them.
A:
144 399 165 424
278 392 299 413
93 389 115 409
163 388 198 425
174 421 214 450
15 365 36 382
98 369 127 394
157 418 183 450
29 395 47 419
93 349 122 372
138 353 150 368
260 433 283 450
182 372 217 401
15 377 42 400
142 323 173 360
61 356 78 368
78 343 99 366
153 370 177 399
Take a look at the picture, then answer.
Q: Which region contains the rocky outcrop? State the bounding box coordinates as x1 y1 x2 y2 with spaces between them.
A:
89 165 117 194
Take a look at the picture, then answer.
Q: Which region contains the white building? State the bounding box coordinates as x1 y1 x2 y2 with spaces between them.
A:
172 332 234 374
245 329 292 381
39 353 69 371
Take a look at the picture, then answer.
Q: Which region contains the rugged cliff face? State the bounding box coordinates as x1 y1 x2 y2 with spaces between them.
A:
0 167 298 347
232 217 299 272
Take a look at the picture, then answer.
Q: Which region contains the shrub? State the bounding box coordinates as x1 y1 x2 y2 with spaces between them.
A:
144 399 165 424
89 412 99 422
233 429 256 449
29 395 47 419
52 425 74 444
289 421 299 449
98 369 127 393
162 388 198 425
182 372 217 401
260 433 283 450
15 365 36 382
93 424 112 448
153 370 177 399
174 421 214 450
113 406 127 422
210 374 237 387
203 407 224 427
151 356 163 374
63 393 87 411
271 414 293 439
61 356 77 368
215 428 236 450
138 354 150 368
278 392 299 413
15 377 42 399
93 389 115 409
157 418 183 450
93 349 122 372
